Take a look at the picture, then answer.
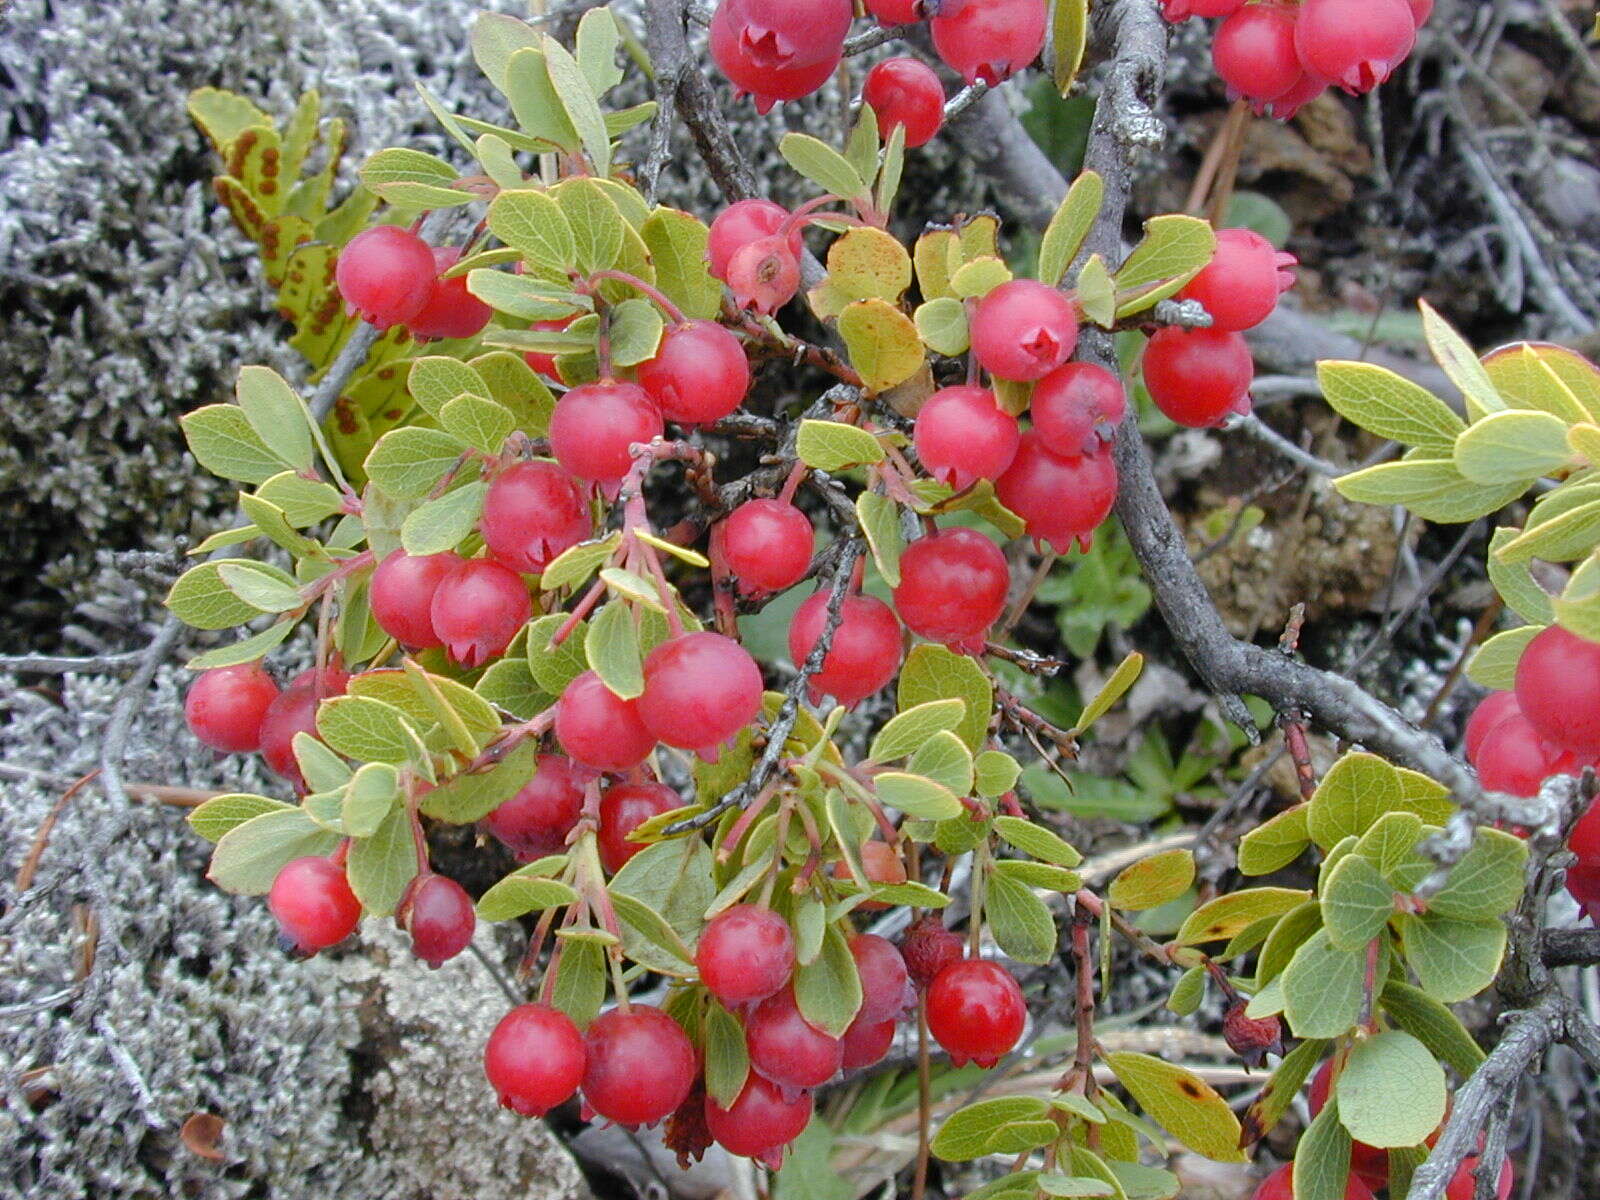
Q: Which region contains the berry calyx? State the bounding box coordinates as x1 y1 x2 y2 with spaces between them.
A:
335 225 436 329
892 527 1010 648
484 1003 586 1117
1513 624 1600 755
925 958 1026 1068
1141 326 1254 427
901 916 964 992
581 1005 698 1128
1212 3 1303 108
708 199 804 282
1178 228 1297 333
726 233 802 316
1293 0 1417 94
598 781 679 874
404 873 476 968
185 663 280 753
637 320 752 427
704 1073 813 1169
995 431 1118 554
1221 1000 1284 1069
850 932 912 1021
480 461 591 575
1030 362 1128 458
370 550 463 650
429 557 533 668
861 58 945 149
930 0 1048 86
268 856 361 955
638 632 765 759
555 670 658 773
787 589 904 707
407 246 493 341
723 499 814 595
710 0 853 113
549 379 663 486
746 985 843 1090
697 903 796 1007
838 1013 897 1071
912 385 1021 489
484 755 592 862
970 279 1080 382
259 684 326 792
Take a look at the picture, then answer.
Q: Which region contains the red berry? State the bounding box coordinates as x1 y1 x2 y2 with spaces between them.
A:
185 663 280 753
370 550 463 650
269 856 361 954
484 1003 586 1117
930 0 1048 86
1264 71 1330 120
638 320 752 427
697 904 796 1007
408 247 493 341
708 199 804 282
1407 0 1433 25
523 315 576 381
481 461 591 575
704 1074 813 1168
549 379 663 486
1251 1163 1376 1200
288 664 351 696
787 590 903 707
1514 625 1600 755
861 58 945 149
1031 362 1128 458
1179 228 1297 333
710 0 853 113
1141 326 1254 427
995 431 1118 554
259 684 324 792
1472 712 1571 797
913 385 1020 489
582 1005 698 1128
833 840 909 910
335 225 436 329
726 234 802 315
555 670 658 773
746 985 843 1090
1222 1000 1283 1069
851 932 912 1021
1161 0 1244 18
429 558 532 668
925 959 1025 1068
405 873 475 968
1212 3 1303 107
1307 1062 1394 1190
598 782 679 874
484 754 592 861
866 0 923 24
1464 691 1521 762
638 632 765 759
1567 805 1600 921
901 916 963 991
839 1013 897 1071
723 499 814 595
892 527 1009 648
1445 1158 1513 1200
1293 0 1417 94
970 279 1080 382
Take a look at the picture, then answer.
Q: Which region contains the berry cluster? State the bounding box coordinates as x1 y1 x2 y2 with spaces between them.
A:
336 226 493 340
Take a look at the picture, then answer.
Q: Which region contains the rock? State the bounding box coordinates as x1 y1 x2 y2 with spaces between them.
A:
1462 40 1555 126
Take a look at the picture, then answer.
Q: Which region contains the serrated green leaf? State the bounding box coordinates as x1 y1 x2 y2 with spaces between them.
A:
488 188 577 274
986 869 1058 963
779 133 867 200
796 419 884 471
1335 1030 1446 1148
207 807 341 895
316 695 418 765
1103 1052 1246 1163
1318 360 1465 453
1109 849 1195 912
1321 854 1396 951
400 480 488 555
1454 408 1571 484
187 794 294 844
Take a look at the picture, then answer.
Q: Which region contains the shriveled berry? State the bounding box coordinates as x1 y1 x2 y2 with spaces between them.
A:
970 279 1079 382
664 1080 715 1170
710 0 852 113
851 932 912 1021
861 58 945 149
893 527 1009 648
582 1004 698 1128
697 904 795 1007
484 755 591 862
408 246 493 341
1179 228 1297 333
185 663 280 753
995 432 1118 554
370 550 463 650
930 0 1048 86
746 985 842 1090
598 782 679 874
708 199 804 282
1222 1000 1283 1069
405 873 475 968
839 1013 897 1071
485 1003 586 1117
335 225 436 329
726 234 802 315
913 385 1020 489
901 916 963 991
1514 624 1600 754
926 959 1025 1068
1141 326 1254 427
555 670 657 773
1464 691 1521 762
549 379 663 486
1293 0 1417 94
259 684 325 792
481 461 591 575
723 499 814 595
430 558 532 668
787 590 903 707
1030 362 1127 458
704 1073 813 1168
1213 3 1303 108
638 632 764 759
638 320 751 426
269 856 361 954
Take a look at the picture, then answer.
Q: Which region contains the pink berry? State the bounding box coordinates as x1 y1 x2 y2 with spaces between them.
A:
335 225 437 329
704 1074 813 1168
861 58 945 149
995 431 1118 554
746 985 843 1090
892 528 1009 648
268 856 361 954
1445 1158 1513 1200
970 279 1080 382
851 933 911 1021
1179 228 1297 333
258 684 324 792
523 315 576 382
549 379 663 486
1514 625 1600 754
598 782 679 874
1251 1163 1376 1200
1464 691 1521 762
723 499 814 595
185 663 280 753
638 632 765 759
1407 0 1433 25
555 670 658 773
1566 801 1600 920
1264 71 1331 120
582 1005 698 1128
726 234 802 315
408 247 493 341
1141 326 1254 427
925 959 1026 1068
1293 0 1417 95
1161 0 1245 18
833 840 909 910
1472 712 1571 797
485 1003 586 1117
708 199 804 282
913 385 1020 489
1212 3 1303 107
370 550 463 650
405 873 475 968
710 0 853 113
288 664 351 696
787 590 903 706
484 755 592 862
930 0 1048 86
429 558 532 668
901 916 964 991
866 0 923 23
697 904 795 1007
638 320 752 426
1030 362 1128 458
481 461 591 575
838 1013 897 1071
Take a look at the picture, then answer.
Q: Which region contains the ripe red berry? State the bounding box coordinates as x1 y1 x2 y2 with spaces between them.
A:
723 499 814 595
1514 625 1600 755
1161 0 1245 18
407 246 493 341
708 199 804 282
1031 362 1128 458
549 379 663 486
697 904 796 1007
598 782 679 874
901 916 964 991
481 461 591 575
582 1005 698 1128
995 431 1118 554
429 558 532 668
523 315 576 382
638 320 752 426
893 527 1010 648
404 873 476 968
1445 1158 1513 1200
484 1003 586 1117
335 225 437 329
1407 0 1433 24
185 663 280 753
1293 0 1417 94
1471 712 1571 798
866 0 923 24
913 385 1020 489
726 234 802 316
832 840 909 910
704 1074 813 1168
925 959 1026 1068
1212 3 1303 107
930 0 1048 86
1566 800 1600 920
370 549 463 650
1251 1163 1376 1200
1141 326 1254 427
268 856 361 954
638 632 765 759
259 684 324 792
787 589 903 707
839 1013 897 1071
1264 71 1330 120
484 754 591 861
851 932 912 1021
710 0 853 113
861 58 945 149
1179 228 1297 333
1464 691 1521 762
555 670 658 773
1222 1000 1284 1069
288 664 351 696
970 279 1080 382
746 985 843 1090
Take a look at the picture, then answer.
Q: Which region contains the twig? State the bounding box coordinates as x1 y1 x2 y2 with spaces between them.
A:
95 1012 168 1130
0 652 146 674
1229 412 1339 477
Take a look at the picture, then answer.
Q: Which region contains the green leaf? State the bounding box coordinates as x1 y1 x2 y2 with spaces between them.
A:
294 734 353 795
898 644 993 752
1355 811 1425 877
856 491 904 588
1280 929 1367 1038
400 480 488 555
1398 912 1507 1003
1109 849 1195 912
796 419 884 471
907 732 974 796
488 188 577 274
1075 254 1116 328
641 208 722 321
875 123 906 216
500 43 579 150
993 860 1080 892
1293 1098 1354 1200
187 793 293 844
1429 828 1528 920
1038 171 1103 287
316 695 418 765
585 601 644 699
1420 299 1504 422
993 815 1083 867
1308 752 1403 850
1321 854 1396 951
181 404 289 484
779 133 867 201
871 699 968 762
549 937 607 1027
1318 361 1465 453
346 805 418 918
466 268 589 321
1167 965 1206 1016
1241 1037 1329 1148
838 299 925 394
949 256 1013 300
235 365 314 471
1051 0 1090 93
1176 887 1310 945
235 494 317 559
609 837 715 975
813 228 914 317
930 1097 1055 1161
1466 624 1541 690
1335 1030 1446 1148
1103 1052 1246 1163
421 739 539 824
527 614 590 694
986 869 1059 963
408 357 489 420
1378 980 1486 1078
342 762 399 838
914 297 970 357
846 103 880 185
975 750 1022 799
1454 409 1571 484
875 772 963 820
1255 897 1321 989
166 560 282 629
1104 1164 1180 1200
1113 215 1216 318
1487 527 1556 624
207 807 341 895
795 925 862 1037
474 657 547 719
1496 498 1600 565
607 296 665 368
541 533 621 592
256 472 342 527
574 6 624 95
1074 652 1144 733
476 867 579 922
553 176 625 276
365 427 472 498
1037 1177 1114 1199
1334 458 1527 523
704 999 750 1108
184 619 297 670
360 147 459 201
1238 805 1311 875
